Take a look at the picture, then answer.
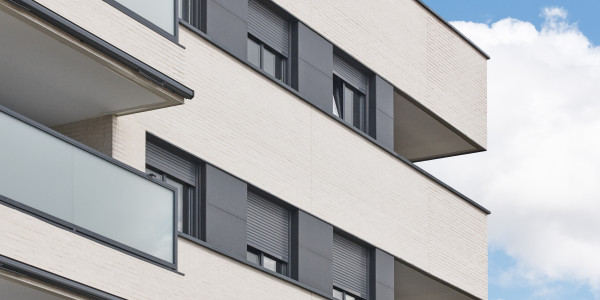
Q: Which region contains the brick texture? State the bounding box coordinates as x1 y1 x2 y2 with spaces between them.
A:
52 115 114 156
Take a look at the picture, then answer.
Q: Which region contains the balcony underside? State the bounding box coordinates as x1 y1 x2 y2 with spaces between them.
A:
394 91 483 162
0 2 189 127
395 261 477 300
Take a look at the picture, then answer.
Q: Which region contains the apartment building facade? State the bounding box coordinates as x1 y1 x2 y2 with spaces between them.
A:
0 0 489 299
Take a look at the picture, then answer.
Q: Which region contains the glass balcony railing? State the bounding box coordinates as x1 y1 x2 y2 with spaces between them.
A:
0 105 176 266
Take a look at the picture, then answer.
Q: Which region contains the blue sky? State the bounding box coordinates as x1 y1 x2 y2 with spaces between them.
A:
423 0 600 45
419 1 600 300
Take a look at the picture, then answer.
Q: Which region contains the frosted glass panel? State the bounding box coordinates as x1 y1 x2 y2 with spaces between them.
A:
0 113 73 221
0 110 175 264
115 0 175 34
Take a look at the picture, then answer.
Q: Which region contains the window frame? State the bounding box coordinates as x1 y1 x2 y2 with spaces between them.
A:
247 245 288 275
145 136 203 239
333 287 363 300
247 34 288 83
333 74 368 133
178 0 206 32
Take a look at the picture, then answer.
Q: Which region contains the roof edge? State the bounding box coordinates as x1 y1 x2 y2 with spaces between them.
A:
415 0 490 60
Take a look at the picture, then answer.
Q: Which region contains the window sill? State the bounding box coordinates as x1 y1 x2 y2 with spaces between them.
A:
179 233 335 300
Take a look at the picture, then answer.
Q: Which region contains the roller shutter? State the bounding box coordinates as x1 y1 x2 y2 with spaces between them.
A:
334 54 367 93
333 232 368 298
248 0 289 56
247 190 290 261
146 140 196 186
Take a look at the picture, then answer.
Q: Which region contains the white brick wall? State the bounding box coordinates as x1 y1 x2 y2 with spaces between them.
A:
0 205 326 300
52 115 114 156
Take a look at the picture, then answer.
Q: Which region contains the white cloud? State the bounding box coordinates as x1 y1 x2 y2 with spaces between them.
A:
417 7 600 297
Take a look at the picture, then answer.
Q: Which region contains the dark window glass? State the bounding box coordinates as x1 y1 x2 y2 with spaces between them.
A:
248 38 261 68
178 0 203 31
333 288 361 300
247 36 287 83
333 75 367 132
247 246 287 275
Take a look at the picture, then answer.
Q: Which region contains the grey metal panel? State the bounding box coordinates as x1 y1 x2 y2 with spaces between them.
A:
204 164 248 259
248 0 289 56
247 190 290 261
333 233 368 298
376 110 394 150
333 54 367 93
206 0 248 60
146 141 196 186
296 59 332 112
295 211 333 295
371 248 394 300
296 23 333 76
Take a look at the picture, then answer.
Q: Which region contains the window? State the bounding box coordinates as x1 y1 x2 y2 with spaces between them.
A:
333 75 366 132
247 36 287 82
146 137 201 238
247 246 288 274
333 54 368 133
332 232 369 300
247 0 290 83
333 288 359 300
246 190 290 276
178 0 204 31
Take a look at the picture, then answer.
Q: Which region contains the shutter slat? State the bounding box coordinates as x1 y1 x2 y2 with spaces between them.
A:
333 55 367 93
248 0 289 56
146 141 196 186
333 233 368 298
247 191 289 261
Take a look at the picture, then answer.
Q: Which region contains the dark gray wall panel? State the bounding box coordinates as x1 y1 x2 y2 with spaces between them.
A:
370 75 394 149
205 205 247 258
297 246 333 295
297 23 333 76
371 248 394 300
296 60 332 112
206 0 248 60
294 211 333 296
373 76 394 117
293 23 333 113
376 110 394 150
204 164 247 259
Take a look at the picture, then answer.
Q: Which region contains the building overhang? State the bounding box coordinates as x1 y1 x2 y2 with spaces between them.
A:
0 0 194 127
394 90 484 162
395 260 481 300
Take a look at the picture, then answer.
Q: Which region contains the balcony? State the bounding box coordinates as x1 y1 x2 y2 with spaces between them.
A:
0 105 177 267
0 0 193 128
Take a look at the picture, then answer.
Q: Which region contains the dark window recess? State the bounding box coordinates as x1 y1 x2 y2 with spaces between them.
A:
333 55 368 133
332 233 368 300
247 0 290 83
146 139 201 238
178 0 203 31
246 190 290 276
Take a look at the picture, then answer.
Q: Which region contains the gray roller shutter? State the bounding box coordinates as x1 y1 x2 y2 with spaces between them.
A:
146 140 196 186
333 233 368 298
247 190 290 261
248 0 289 56
334 55 367 93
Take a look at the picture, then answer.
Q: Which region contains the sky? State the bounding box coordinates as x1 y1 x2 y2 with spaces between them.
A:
418 1 600 300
